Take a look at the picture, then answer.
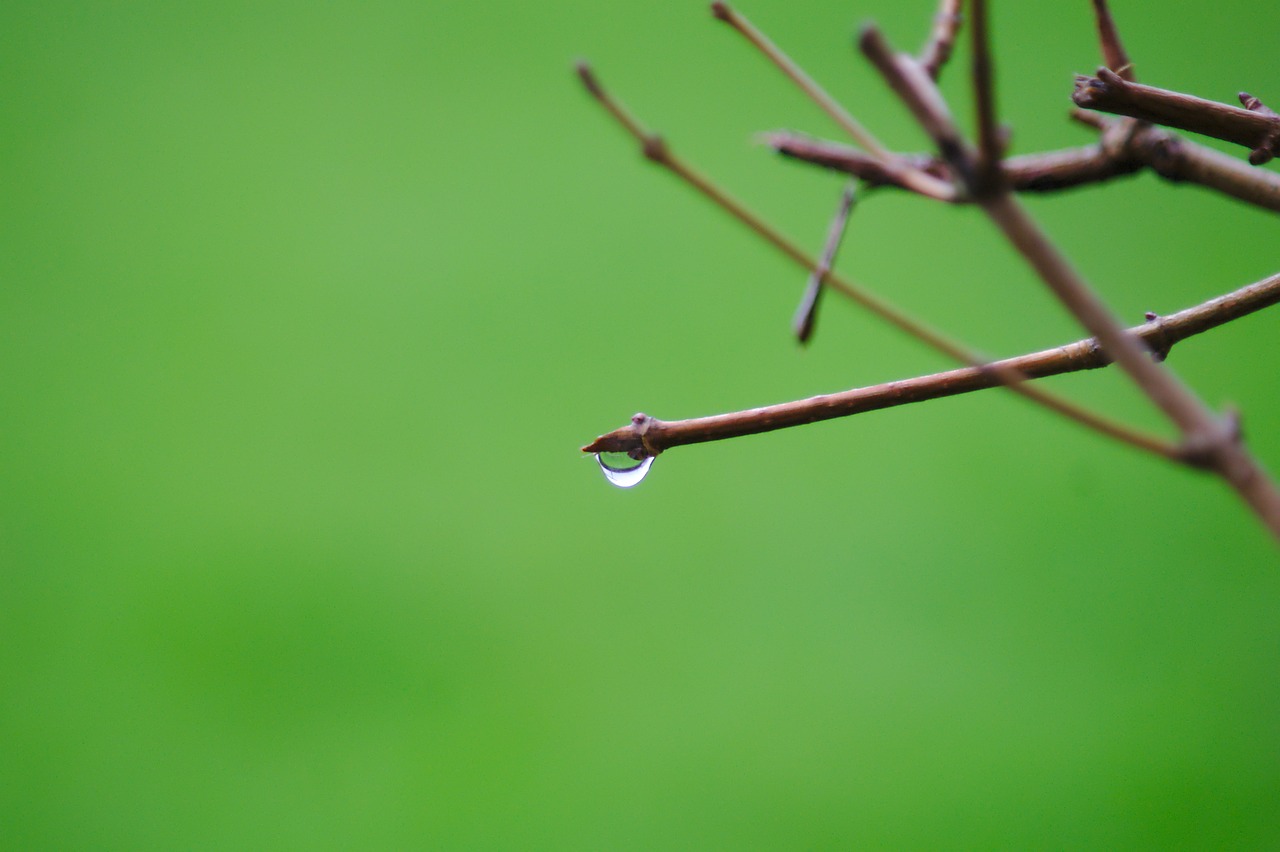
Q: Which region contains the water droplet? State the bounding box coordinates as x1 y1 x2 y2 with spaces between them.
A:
595 451 655 488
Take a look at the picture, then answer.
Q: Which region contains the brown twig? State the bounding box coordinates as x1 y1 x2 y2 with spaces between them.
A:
858 27 978 194
793 183 856 344
577 4 1280 539
710 1 887 157
918 0 963 80
574 62 958 357
709 1 955 201
1073 69 1280 165
865 7 1221 440
575 61 1174 460
583 271 1280 456
861 7 1280 538
766 122 1280 211
1144 126 1280 210
1090 0 1135 81
767 131 1142 193
968 0 1003 191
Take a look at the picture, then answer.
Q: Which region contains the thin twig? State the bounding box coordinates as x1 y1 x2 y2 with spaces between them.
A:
1145 127 1280 210
1073 69 1280 165
860 10 1280 537
583 271 1280 456
576 61 1176 460
1090 0 1135 81
794 183 856 343
949 5 1225 437
858 27 978 194
918 0 963 80
710 1 957 202
767 131 1143 194
710 1 887 157
766 123 1280 211
968 0 1003 191
575 62 957 358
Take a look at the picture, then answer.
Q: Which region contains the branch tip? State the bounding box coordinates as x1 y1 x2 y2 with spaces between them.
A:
575 60 602 98
856 22 884 55
918 0 964 80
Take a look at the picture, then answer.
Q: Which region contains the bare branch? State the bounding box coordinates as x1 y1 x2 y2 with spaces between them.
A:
1089 0 1135 81
1073 69 1280 165
794 183 856 344
583 270 1280 457
764 132 939 190
968 0 1003 191
858 21 1280 536
1145 126 1280 210
710 1 955 201
766 132 1142 194
858 26 978 194
574 61 960 357
866 18 1219 434
576 5 1280 539
575 60 1171 459
918 0 963 80
710 1 885 157
768 123 1280 211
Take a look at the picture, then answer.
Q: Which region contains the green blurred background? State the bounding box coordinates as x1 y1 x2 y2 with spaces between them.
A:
3 0 1278 847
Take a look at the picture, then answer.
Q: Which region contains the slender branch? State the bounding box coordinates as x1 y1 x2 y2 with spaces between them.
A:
710 1 956 201
767 131 1142 194
710 1 887 157
1073 69 1280 165
767 122 1280 211
1089 0 1135 81
576 6 1280 540
968 0 1003 191
858 27 978 193
942 5 1225 437
918 0 963 80
978 191 1212 435
574 62 959 358
860 12 1280 538
794 183 856 343
583 271 1280 456
575 61 1173 459
1144 126 1280 210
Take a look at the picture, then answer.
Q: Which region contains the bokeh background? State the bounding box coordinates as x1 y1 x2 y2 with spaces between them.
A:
3 0 1278 847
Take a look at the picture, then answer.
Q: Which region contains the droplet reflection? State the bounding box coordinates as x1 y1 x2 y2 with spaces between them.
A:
595 452 654 488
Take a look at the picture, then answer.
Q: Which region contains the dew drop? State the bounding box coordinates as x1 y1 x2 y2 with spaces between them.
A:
595 451 655 488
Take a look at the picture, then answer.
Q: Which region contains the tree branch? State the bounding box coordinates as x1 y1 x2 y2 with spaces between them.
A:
583 271 1280 456
968 0 1003 191
575 60 1174 459
767 131 1141 193
766 121 1280 212
576 2 1280 540
918 0 964 81
860 6 1280 538
1073 68 1280 165
793 183 856 343
1089 0 1135 82
709 1 955 201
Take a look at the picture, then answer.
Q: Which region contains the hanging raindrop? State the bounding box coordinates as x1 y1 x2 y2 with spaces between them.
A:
595 451 655 488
